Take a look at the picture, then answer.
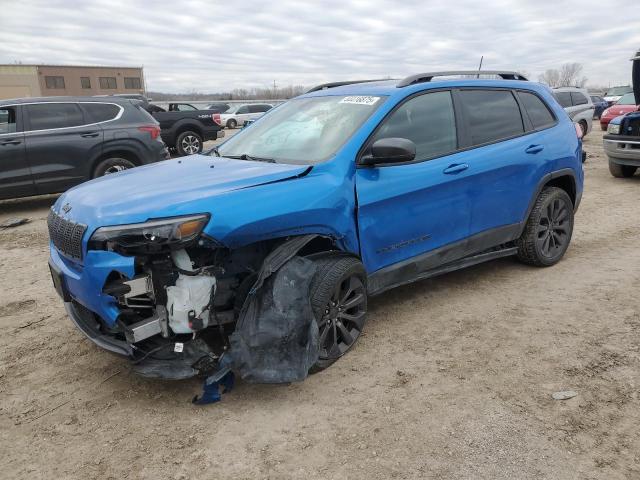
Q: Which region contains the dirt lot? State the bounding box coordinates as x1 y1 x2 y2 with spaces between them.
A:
1 129 639 479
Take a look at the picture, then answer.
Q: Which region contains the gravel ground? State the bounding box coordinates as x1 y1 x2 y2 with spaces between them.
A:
1 129 639 479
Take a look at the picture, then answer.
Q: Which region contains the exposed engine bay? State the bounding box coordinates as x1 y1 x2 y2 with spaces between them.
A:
96 235 320 381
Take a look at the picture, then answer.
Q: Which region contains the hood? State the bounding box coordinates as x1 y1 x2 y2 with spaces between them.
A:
55 155 310 228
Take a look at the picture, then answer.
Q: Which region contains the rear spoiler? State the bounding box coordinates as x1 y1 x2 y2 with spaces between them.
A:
633 49 640 106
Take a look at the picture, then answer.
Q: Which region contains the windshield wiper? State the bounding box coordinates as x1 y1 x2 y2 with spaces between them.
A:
226 153 276 163
206 146 221 157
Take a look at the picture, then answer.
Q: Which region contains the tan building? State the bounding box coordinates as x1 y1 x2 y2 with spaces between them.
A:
0 64 145 100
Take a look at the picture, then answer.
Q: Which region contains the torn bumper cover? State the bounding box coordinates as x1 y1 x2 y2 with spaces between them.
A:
52 235 320 382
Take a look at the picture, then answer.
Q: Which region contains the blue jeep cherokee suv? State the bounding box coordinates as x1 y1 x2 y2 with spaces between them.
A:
48 71 583 378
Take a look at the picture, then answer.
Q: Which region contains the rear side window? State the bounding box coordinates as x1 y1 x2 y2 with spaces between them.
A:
518 92 556 130
553 92 572 108
81 103 121 123
25 103 85 131
0 107 17 134
459 90 524 146
570 92 588 106
373 90 457 161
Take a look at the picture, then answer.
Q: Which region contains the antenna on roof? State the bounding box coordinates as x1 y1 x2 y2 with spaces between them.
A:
477 56 484 78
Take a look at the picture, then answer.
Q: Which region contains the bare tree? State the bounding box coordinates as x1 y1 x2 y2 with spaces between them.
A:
538 63 587 88
558 63 587 87
538 69 561 87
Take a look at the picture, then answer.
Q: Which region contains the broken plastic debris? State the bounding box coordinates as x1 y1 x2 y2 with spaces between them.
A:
552 390 578 400
192 369 235 405
0 217 30 229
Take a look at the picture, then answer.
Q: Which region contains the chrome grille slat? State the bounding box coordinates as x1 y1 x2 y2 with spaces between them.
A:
47 209 87 261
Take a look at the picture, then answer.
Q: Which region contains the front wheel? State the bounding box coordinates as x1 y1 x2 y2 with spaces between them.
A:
226 119 237 129
308 254 368 373
609 160 637 178
175 131 203 156
516 187 574 267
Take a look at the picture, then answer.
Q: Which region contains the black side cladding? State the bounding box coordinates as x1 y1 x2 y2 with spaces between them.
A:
229 235 320 383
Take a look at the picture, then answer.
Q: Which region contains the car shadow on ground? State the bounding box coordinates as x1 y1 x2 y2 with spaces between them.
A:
0 194 60 216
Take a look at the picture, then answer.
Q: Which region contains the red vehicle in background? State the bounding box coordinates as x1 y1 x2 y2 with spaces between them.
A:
600 93 639 130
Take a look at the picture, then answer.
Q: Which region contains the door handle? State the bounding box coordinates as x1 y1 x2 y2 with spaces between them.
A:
525 144 544 154
443 163 469 174
0 139 21 146
80 132 100 138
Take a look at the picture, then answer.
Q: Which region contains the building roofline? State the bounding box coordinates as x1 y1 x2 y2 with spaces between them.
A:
0 64 143 69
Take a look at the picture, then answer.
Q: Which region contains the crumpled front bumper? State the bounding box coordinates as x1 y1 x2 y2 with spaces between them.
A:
49 244 135 329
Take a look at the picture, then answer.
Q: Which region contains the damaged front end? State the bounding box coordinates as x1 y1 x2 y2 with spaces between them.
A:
50 209 320 381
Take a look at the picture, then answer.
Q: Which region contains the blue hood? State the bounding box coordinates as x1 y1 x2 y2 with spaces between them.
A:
54 155 310 230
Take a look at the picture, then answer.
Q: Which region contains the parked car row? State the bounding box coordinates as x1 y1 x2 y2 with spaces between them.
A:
0 97 169 200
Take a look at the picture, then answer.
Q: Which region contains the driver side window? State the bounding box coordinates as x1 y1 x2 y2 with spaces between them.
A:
373 91 457 161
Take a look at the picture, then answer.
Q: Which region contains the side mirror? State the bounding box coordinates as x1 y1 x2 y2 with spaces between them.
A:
361 137 416 166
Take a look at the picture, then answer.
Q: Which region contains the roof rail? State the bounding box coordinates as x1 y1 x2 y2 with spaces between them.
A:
306 79 390 93
396 71 528 88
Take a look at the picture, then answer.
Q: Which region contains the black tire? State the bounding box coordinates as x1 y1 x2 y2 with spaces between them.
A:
175 131 203 156
517 187 574 267
609 160 637 178
579 120 588 137
226 119 237 129
308 253 368 373
93 157 136 178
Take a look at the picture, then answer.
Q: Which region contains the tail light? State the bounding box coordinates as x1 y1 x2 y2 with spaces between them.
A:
212 113 221 126
574 123 583 139
138 125 161 140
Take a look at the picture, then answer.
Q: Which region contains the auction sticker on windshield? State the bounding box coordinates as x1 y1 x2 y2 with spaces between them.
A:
339 96 380 106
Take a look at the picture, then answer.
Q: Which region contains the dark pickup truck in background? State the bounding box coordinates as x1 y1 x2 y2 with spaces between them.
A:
149 103 224 156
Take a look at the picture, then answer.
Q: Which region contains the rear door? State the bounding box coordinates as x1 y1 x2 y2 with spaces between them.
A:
249 104 272 120
455 88 554 240
356 90 472 274
24 102 104 194
0 105 35 199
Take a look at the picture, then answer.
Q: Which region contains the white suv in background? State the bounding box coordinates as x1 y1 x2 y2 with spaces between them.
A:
219 103 273 129
552 87 595 137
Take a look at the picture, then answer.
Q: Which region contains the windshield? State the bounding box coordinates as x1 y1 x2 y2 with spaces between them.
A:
216 95 385 164
606 86 632 97
224 105 241 114
616 93 637 105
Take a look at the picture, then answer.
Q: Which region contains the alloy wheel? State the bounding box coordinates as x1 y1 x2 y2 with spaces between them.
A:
104 165 128 175
181 135 201 155
535 197 570 259
318 274 366 360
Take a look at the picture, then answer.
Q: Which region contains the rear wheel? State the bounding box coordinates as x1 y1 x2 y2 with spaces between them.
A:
308 254 367 372
517 187 574 267
175 131 203 156
93 157 136 178
579 120 588 137
609 160 637 178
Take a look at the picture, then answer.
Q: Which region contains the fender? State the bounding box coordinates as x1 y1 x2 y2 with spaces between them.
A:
518 167 580 236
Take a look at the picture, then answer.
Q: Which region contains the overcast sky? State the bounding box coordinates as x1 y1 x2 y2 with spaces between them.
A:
1 0 639 93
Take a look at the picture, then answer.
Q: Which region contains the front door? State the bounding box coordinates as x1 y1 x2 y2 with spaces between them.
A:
24 102 104 194
0 105 34 200
356 90 472 277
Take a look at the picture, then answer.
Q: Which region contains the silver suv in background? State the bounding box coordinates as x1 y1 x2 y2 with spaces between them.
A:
219 103 273 129
553 87 594 137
